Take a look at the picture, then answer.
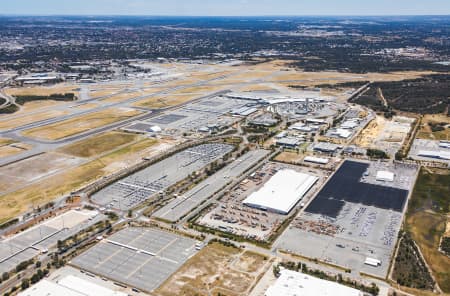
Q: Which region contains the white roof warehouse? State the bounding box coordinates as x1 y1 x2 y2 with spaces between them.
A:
265 269 362 296
243 169 318 214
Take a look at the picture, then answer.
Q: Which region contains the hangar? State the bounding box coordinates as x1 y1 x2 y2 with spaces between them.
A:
243 169 318 214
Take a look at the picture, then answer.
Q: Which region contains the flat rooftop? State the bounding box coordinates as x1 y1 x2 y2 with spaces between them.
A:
70 227 199 293
243 169 318 214
265 269 362 296
18 275 127 296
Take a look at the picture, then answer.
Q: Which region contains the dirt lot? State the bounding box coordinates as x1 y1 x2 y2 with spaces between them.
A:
0 138 162 223
273 151 304 164
58 131 140 158
155 242 269 296
23 107 142 140
354 116 386 148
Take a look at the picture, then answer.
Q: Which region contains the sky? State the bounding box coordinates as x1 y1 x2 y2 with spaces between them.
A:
2 0 450 16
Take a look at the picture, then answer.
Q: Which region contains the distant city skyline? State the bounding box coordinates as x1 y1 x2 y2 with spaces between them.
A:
2 0 450 16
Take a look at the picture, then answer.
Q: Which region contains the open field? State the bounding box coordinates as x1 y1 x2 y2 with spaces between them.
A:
5 84 80 97
0 152 83 193
170 84 227 95
0 138 161 223
58 131 140 158
0 109 70 130
23 107 143 140
155 242 269 296
0 138 16 147
417 114 450 141
133 94 199 109
0 145 28 158
273 151 304 163
405 168 450 293
100 91 141 103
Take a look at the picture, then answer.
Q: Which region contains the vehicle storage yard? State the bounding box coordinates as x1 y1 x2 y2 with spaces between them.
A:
153 149 270 222
275 160 418 277
0 209 103 274
70 227 199 293
197 162 325 241
91 143 234 210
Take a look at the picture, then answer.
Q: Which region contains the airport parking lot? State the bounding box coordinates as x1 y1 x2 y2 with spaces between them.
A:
153 149 270 222
275 160 418 278
91 143 234 210
70 227 199 293
197 162 325 241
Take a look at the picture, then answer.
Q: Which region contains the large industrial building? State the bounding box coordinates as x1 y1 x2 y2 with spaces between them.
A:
242 169 318 214
265 269 362 296
18 275 126 296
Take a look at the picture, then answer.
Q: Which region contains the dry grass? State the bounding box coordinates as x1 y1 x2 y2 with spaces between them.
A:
0 138 16 147
0 152 83 193
0 138 159 223
0 146 25 158
133 94 199 109
23 107 142 140
5 84 80 97
156 242 268 296
417 114 450 141
171 85 226 95
0 109 70 131
100 92 141 103
58 131 139 158
406 211 450 293
274 152 303 164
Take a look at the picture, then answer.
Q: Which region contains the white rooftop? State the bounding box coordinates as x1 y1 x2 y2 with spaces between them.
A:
243 169 318 214
376 171 394 182
265 269 362 296
18 275 127 296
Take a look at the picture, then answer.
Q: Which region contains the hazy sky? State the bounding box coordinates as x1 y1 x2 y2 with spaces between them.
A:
2 0 450 16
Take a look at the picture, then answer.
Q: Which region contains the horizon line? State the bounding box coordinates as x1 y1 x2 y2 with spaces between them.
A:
1 14 450 18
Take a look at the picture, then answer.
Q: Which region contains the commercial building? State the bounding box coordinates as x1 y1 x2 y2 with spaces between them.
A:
265 269 362 296
418 150 450 160
243 169 318 214
304 156 329 165
275 137 301 149
313 142 340 154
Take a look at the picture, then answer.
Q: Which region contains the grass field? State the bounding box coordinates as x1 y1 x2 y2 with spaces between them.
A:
58 131 140 158
404 168 450 293
23 108 142 140
0 138 159 223
156 242 269 296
